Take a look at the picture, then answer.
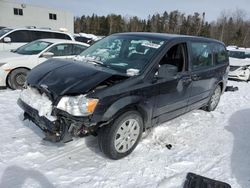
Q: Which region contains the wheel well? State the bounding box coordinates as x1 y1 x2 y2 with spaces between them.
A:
218 82 224 91
6 67 30 87
104 104 148 131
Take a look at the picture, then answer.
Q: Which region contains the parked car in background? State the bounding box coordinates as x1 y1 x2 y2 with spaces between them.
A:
227 46 250 81
18 32 229 159
74 33 104 44
0 39 89 89
0 27 74 51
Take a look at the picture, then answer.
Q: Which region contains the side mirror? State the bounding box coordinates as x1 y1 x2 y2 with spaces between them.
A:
41 52 54 58
3 37 11 43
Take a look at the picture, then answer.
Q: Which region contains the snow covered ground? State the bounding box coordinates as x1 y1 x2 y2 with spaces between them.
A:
0 81 249 188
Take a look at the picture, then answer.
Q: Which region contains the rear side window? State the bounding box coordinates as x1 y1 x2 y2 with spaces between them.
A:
53 33 71 40
30 31 54 40
30 31 71 40
190 42 212 70
6 30 31 42
214 44 228 65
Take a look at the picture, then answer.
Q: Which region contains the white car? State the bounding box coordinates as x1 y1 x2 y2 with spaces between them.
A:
0 39 89 89
0 27 74 51
227 47 250 81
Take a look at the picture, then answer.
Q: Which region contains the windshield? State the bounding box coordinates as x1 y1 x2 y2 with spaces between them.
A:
228 50 250 59
0 28 12 38
15 40 52 55
79 35 166 74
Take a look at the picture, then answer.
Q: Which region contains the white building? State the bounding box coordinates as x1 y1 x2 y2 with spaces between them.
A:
0 0 74 34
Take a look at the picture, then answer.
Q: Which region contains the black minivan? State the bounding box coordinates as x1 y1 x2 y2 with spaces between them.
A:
18 32 229 159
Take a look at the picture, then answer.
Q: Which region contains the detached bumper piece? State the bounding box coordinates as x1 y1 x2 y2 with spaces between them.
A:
184 173 231 188
225 86 239 92
17 99 73 143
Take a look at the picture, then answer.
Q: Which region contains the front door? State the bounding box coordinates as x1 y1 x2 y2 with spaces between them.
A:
153 42 193 124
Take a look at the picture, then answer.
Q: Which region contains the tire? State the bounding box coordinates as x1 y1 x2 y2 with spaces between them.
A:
7 68 29 90
204 85 222 112
98 111 143 160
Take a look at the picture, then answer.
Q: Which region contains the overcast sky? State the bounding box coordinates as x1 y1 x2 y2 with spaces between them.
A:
21 0 250 22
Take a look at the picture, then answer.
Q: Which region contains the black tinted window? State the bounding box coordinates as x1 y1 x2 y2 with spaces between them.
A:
72 44 87 55
228 50 246 59
29 31 71 40
7 30 31 42
53 33 71 40
30 31 53 40
191 42 212 70
214 44 228 65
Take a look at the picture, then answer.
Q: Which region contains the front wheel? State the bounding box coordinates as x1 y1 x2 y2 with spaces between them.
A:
98 111 143 160
7 68 29 90
204 85 222 112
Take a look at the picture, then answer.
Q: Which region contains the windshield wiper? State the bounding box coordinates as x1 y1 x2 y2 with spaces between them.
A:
83 58 111 68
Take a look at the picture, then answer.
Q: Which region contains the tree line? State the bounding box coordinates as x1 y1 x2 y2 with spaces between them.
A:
74 9 250 47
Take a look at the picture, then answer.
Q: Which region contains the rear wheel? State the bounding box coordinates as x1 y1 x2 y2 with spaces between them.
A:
7 68 29 90
204 85 222 112
98 111 143 160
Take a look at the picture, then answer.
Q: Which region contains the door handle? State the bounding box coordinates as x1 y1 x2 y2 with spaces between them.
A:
192 74 201 81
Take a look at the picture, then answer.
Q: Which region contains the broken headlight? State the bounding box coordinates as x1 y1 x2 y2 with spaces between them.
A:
56 95 99 116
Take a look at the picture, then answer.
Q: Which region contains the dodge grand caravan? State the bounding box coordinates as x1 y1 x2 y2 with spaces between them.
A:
18 32 229 159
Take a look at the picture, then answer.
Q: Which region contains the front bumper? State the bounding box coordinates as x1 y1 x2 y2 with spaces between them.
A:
228 67 250 81
18 98 57 133
17 98 65 142
18 98 98 142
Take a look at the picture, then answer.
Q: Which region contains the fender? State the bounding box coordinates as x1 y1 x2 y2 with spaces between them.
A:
101 95 153 128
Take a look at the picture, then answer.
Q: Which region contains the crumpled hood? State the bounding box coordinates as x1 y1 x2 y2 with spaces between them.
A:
27 59 118 97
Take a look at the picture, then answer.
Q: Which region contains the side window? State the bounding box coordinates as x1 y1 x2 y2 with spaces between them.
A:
245 52 250 58
214 44 228 65
191 42 212 70
158 43 187 77
53 33 71 40
30 31 52 40
7 30 31 42
47 44 73 56
72 44 87 55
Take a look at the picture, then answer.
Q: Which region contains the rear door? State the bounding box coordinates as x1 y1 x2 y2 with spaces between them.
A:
187 41 215 109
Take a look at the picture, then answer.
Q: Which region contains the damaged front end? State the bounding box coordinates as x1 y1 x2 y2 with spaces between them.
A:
17 59 129 143
18 86 98 143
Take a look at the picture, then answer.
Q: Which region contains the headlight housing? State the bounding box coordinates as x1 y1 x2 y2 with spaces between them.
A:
56 95 99 116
